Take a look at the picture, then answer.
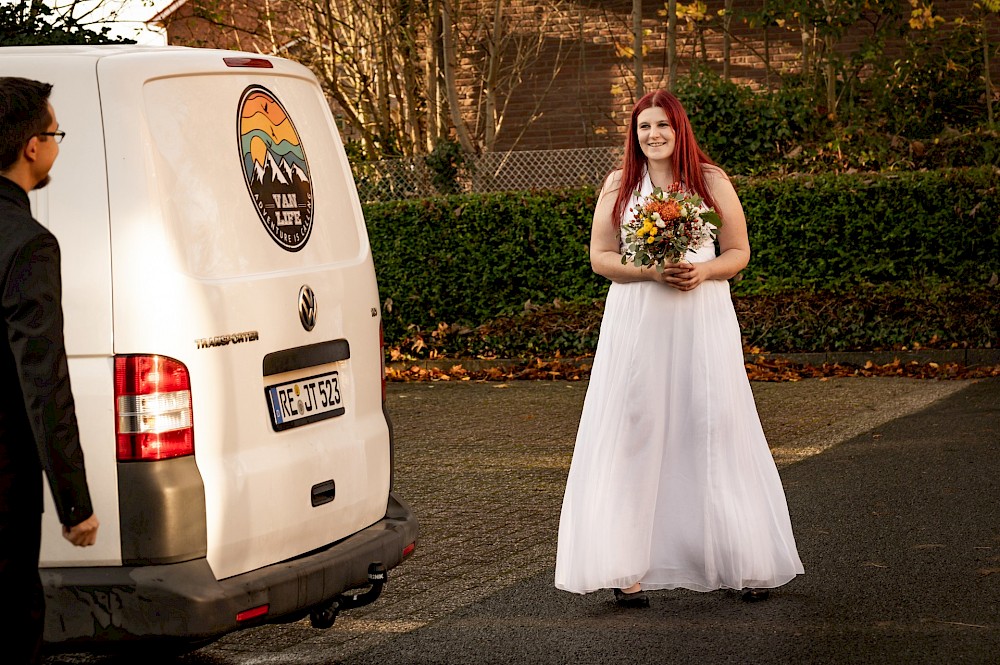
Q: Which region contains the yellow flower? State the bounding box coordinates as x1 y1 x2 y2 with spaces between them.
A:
646 236 656 244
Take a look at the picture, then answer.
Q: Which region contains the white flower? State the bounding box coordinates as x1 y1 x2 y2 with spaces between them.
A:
655 220 666 228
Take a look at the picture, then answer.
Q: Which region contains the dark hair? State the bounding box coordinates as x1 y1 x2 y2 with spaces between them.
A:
0 77 54 171
612 89 717 227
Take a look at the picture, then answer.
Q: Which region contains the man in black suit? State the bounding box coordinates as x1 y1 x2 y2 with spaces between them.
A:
1 77 100 665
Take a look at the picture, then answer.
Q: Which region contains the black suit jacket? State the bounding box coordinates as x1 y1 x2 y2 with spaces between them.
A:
0 175 92 527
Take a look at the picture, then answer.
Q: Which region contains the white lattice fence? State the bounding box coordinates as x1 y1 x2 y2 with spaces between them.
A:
353 146 623 203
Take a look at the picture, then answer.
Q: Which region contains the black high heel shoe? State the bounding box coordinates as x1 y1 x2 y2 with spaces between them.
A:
613 587 650 608
740 588 770 602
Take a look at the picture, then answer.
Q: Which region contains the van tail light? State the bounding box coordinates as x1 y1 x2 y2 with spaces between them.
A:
379 322 386 402
115 355 194 461
223 57 273 68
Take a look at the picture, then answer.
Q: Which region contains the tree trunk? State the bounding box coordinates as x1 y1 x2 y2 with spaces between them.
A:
825 33 836 117
397 2 423 155
985 16 995 129
377 6 394 153
763 0 771 90
799 18 811 80
441 0 477 154
633 0 644 98
667 0 676 90
426 0 441 150
722 0 733 81
484 0 503 152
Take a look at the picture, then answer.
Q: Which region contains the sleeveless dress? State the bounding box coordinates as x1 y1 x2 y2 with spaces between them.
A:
554 173 803 594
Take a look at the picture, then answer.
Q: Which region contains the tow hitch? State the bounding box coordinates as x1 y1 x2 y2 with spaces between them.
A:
309 562 387 629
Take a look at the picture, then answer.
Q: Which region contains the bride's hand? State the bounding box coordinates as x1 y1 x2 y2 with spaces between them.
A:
659 261 708 291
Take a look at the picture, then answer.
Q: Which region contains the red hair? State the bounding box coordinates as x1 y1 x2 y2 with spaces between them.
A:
611 90 717 227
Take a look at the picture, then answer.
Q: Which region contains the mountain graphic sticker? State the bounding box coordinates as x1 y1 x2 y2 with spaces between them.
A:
238 85 314 251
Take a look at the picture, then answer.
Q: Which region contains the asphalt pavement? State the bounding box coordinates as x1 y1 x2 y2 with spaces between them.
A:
337 378 1000 665
45 377 1000 665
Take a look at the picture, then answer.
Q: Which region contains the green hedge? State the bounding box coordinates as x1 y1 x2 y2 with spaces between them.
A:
366 166 1000 347
388 283 998 358
368 188 605 341
737 167 1000 291
735 283 998 353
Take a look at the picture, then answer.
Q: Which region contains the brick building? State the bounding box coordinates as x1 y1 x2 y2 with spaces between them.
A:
156 1 999 153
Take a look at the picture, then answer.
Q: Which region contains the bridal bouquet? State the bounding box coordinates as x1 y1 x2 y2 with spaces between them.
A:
620 186 721 272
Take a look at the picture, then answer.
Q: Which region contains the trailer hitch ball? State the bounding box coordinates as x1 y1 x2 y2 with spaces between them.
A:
309 599 339 629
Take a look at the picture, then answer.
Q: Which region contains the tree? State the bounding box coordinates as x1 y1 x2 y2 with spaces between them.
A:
160 0 430 159
972 0 999 128
666 0 676 89
443 0 569 154
0 0 136 45
916 0 998 130
161 0 567 159
762 0 904 118
633 0 644 97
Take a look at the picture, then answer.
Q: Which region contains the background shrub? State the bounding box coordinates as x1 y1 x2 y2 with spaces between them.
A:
367 166 1000 353
735 167 1000 290
389 283 999 359
674 67 819 174
864 23 987 138
370 188 605 341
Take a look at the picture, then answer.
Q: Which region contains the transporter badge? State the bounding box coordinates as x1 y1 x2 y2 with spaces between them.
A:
238 85 314 251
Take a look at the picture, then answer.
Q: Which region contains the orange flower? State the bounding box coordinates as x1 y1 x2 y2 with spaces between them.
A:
646 199 682 221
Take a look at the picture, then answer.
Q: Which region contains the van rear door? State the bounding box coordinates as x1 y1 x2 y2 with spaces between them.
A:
98 49 390 580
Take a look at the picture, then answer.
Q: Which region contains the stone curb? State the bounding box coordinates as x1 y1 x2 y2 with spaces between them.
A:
388 348 1000 373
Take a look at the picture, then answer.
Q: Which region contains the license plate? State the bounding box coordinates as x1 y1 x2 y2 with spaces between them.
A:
265 370 345 431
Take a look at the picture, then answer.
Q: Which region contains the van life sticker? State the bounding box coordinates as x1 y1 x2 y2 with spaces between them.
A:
238 85 314 252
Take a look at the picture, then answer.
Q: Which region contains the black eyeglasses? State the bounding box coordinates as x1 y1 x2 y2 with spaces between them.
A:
38 131 66 144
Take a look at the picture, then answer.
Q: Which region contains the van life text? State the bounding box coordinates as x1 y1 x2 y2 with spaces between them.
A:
274 193 302 226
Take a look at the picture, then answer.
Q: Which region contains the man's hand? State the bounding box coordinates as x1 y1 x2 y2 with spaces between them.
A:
62 513 99 547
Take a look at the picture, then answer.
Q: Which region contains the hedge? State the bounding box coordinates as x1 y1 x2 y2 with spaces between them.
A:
365 166 1000 347
368 188 604 341
738 167 1000 291
391 283 998 358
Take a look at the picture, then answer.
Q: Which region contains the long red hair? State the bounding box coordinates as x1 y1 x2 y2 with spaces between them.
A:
611 90 717 227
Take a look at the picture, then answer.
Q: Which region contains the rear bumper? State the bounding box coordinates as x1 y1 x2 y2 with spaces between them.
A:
42 493 417 648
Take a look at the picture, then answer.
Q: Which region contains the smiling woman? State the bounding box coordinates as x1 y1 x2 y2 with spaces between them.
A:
555 89 803 607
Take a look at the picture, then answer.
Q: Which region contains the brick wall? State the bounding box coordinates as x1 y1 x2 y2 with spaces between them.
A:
159 0 1000 153
461 0 1000 151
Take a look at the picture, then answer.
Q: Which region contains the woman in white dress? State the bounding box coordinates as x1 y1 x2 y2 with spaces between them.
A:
555 90 803 607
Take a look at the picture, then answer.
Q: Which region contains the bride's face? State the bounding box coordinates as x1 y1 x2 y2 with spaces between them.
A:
636 106 675 163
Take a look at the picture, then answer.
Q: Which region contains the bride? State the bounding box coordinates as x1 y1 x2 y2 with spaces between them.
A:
554 90 803 607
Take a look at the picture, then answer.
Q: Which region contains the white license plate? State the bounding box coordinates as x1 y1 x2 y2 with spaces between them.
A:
265 370 345 431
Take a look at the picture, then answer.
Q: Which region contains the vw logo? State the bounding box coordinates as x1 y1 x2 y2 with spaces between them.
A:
298 285 317 331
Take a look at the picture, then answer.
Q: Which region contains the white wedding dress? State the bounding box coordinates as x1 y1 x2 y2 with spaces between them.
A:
555 174 803 594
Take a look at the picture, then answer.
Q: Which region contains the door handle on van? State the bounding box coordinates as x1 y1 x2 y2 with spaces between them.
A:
311 480 336 506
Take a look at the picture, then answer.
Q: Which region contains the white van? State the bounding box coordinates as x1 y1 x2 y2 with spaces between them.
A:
0 45 416 650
